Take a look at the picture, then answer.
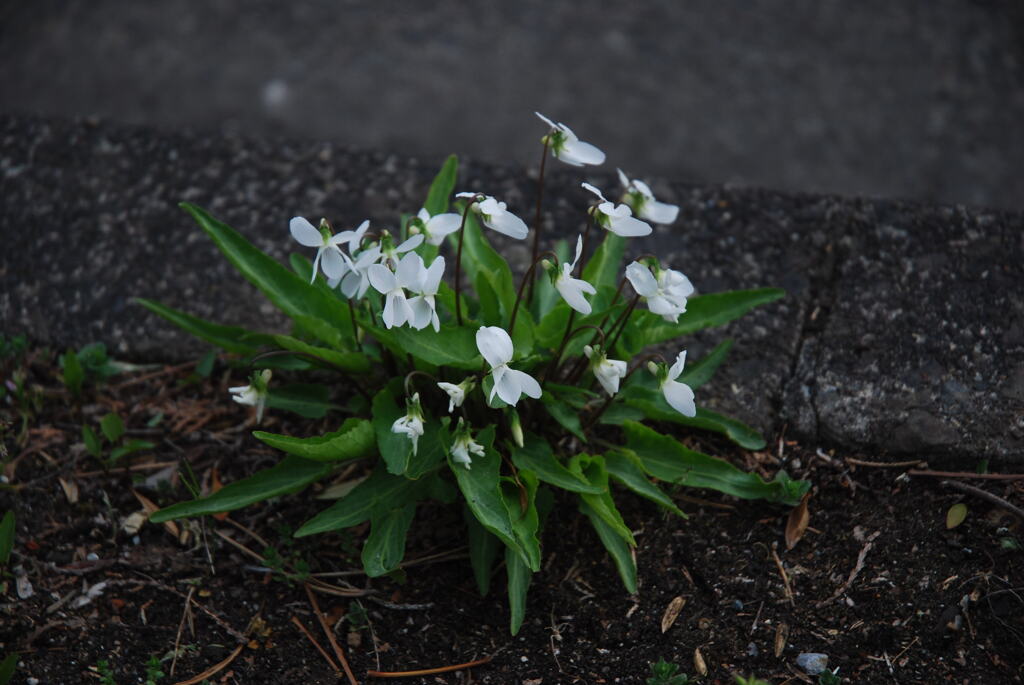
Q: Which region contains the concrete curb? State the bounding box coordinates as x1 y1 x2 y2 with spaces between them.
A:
2 114 1021 463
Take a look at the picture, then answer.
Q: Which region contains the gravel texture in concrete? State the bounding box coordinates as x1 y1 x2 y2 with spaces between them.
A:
1 113 1021 464
1 1 1022 210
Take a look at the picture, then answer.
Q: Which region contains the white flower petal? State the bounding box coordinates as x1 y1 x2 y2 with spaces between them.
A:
320 247 347 279
609 215 653 237
571 234 584 270
616 168 631 189
633 179 655 199
407 295 432 330
485 210 528 240
289 217 322 247
494 367 523 405
395 233 425 253
559 140 606 167
625 262 658 297
662 379 696 417
535 111 557 129
425 213 461 241
417 208 430 222
476 326 514 368
348 220 371 251
367 263 397 294
669 350 688 380
508 369 542 400
396 252 425 289
642 200 680 225
581 182 607 202
556 276 595 315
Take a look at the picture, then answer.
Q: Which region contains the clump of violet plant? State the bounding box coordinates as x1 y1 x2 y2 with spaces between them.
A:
140 112 808 633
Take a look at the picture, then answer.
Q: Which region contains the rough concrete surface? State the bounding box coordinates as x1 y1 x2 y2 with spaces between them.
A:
1 1 1023 210
1 113 1022 464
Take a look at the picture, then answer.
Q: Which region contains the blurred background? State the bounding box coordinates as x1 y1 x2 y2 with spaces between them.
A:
2 0 1022 209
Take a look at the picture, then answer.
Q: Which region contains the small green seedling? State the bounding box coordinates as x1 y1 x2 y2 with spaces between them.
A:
92 660 116 685
647 658 692 685
144 654 165 685
735 676 771 685
82 412 155 465
818 668 841 684
0 653 18 685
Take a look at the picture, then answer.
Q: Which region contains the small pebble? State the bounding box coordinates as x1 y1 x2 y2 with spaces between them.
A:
733 599 744 610
796 652 829 675
747 642 759 657
86 552 99 561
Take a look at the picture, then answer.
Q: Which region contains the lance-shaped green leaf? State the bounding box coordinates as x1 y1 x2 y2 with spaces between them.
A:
273 335 370 374
680 339 733 389
448 209 516 322
570 454 635 545
180 203 352 337
604 450 686 518
371 385 413 475
579 499 637 593
449 427 532 569
151 456 330 522
540 394 586 443
379 325 481 370
295 466 432 537
135 299 275 355
424 155 458 217
362 503 417 577
621 420 809 505
266 383 336 419
505 543 533 635
511 434 603 494
464 506 501 596
619 288 784 357
253 418 374 462
582 232 625 292
499 470 541 573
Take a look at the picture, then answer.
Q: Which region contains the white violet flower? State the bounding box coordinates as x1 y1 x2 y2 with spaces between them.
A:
581 183 652 237
289 216 355 283
437 377 475 413
625 260 694 323
584 345 627 396
476 326 542 406
647 351 696 417
535 112 606 167
455 192 529 240
617 169 680 225
368 252 425 329
412 208 462 246
553 235 597 315
380 232 425 267
449 418 485 469
391 392 425 455
228 369 272 423
408 255 445 332
336 243 381 299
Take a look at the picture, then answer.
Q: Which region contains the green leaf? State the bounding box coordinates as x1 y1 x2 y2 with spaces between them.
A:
613 373 766 449
371 385 413 475
449 427 531 568
449 209 516 322
0 653 17 685
510 435 604 494
61 348 84 396
510 309 536 359
195 349 217 377
81 424 103 458
273 334 370 374
0 511 14 565
100 412 124 443
604 450 686 518
582 232 625 292
580 499 637 593
464 507 501 596
266 383 335 419
135 298 275 355
536 286 626 359
296 466 430 537
180 203 352 337
424 155 458 217
540 393 587 442
682 339 734 389
383 324 481 370
254 418 375 462
619 288 785 357
150 456 330 522
107 439 155 464
621 421 809 505
571 454 635 545
362 503 417 577
505 543 532 635
404 417 449 480
499 470 541 572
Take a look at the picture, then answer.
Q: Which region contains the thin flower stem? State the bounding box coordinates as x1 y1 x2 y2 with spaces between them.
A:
604 294 641 353
454 198 477 326
575 211 596 278
564 276 629 385
541 309 576 384
509 250 559 335
526 139 550 308
346 299 362 351
552 325 605 383
403 370 437 397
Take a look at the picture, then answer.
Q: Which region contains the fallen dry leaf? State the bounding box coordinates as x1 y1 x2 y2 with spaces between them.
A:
58 477 79 504
660 596 687 633
693 647 707 676
133 489 180 540
785 491 812 550
774 622 789 657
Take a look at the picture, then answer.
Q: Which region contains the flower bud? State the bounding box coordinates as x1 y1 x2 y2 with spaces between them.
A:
647 360 659 375
509 409 524 448
583 344 594 359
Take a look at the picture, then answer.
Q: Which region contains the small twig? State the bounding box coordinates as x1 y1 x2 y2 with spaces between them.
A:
111 361 197 390
366 655 493 679
306 583 359 685
908 469 1024 481
291 615 341 676
170 643 244 685
104 578 247 643
770 543 794 606
170 585 196 676
749 600 764 635
816 530 881 608
941 480 1024 520
845 457 927 468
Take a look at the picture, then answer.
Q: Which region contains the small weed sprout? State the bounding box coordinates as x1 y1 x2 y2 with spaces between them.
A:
647 657 692 684
142 112 808 632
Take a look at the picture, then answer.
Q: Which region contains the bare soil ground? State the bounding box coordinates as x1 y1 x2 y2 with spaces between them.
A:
2 347 1022 684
